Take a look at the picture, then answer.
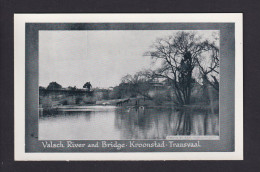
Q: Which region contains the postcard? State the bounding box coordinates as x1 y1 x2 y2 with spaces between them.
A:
14 13 243 160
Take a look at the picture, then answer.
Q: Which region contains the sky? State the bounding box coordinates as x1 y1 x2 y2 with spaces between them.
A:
39 30 219 88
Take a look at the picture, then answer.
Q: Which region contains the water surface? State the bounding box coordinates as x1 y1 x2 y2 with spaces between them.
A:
39 106 219 140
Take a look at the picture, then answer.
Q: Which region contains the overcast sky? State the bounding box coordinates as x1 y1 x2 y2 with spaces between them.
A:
39 30 218 88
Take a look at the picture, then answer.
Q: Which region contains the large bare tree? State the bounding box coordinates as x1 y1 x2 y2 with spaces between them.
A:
196 42 219 91
145 31 219 105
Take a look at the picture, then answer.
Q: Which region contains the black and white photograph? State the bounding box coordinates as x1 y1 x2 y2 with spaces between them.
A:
14 14 243 160
39 30 220 140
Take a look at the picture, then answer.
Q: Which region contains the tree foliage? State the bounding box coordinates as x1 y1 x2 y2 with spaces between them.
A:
68 86 77 91
83 82 92 91
120 70 154 99
47 82 62 90
110 70 154 99
145 31 219 105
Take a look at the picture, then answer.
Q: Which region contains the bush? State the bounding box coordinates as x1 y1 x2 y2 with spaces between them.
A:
152 91 169 105
76 97 83 104
61 100 68 105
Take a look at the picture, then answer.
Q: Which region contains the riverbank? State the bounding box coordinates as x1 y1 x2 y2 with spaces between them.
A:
96 97 218 111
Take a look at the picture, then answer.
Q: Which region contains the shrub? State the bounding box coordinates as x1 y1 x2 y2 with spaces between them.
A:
61 100 68 105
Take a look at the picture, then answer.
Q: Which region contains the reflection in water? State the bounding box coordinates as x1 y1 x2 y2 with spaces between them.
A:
39 106 219 140
114 108 219 140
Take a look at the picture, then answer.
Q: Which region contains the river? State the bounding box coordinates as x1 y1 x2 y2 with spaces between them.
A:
39 106 219 140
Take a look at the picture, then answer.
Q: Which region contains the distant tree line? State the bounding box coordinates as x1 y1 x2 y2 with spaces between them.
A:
40 81 92 91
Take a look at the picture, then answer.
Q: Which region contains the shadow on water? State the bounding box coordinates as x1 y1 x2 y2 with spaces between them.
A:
114 107 219 140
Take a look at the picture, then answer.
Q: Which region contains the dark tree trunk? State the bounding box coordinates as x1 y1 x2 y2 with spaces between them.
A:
176 51 194 105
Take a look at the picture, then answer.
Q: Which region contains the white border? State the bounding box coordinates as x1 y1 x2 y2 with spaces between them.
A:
14 13 243 161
